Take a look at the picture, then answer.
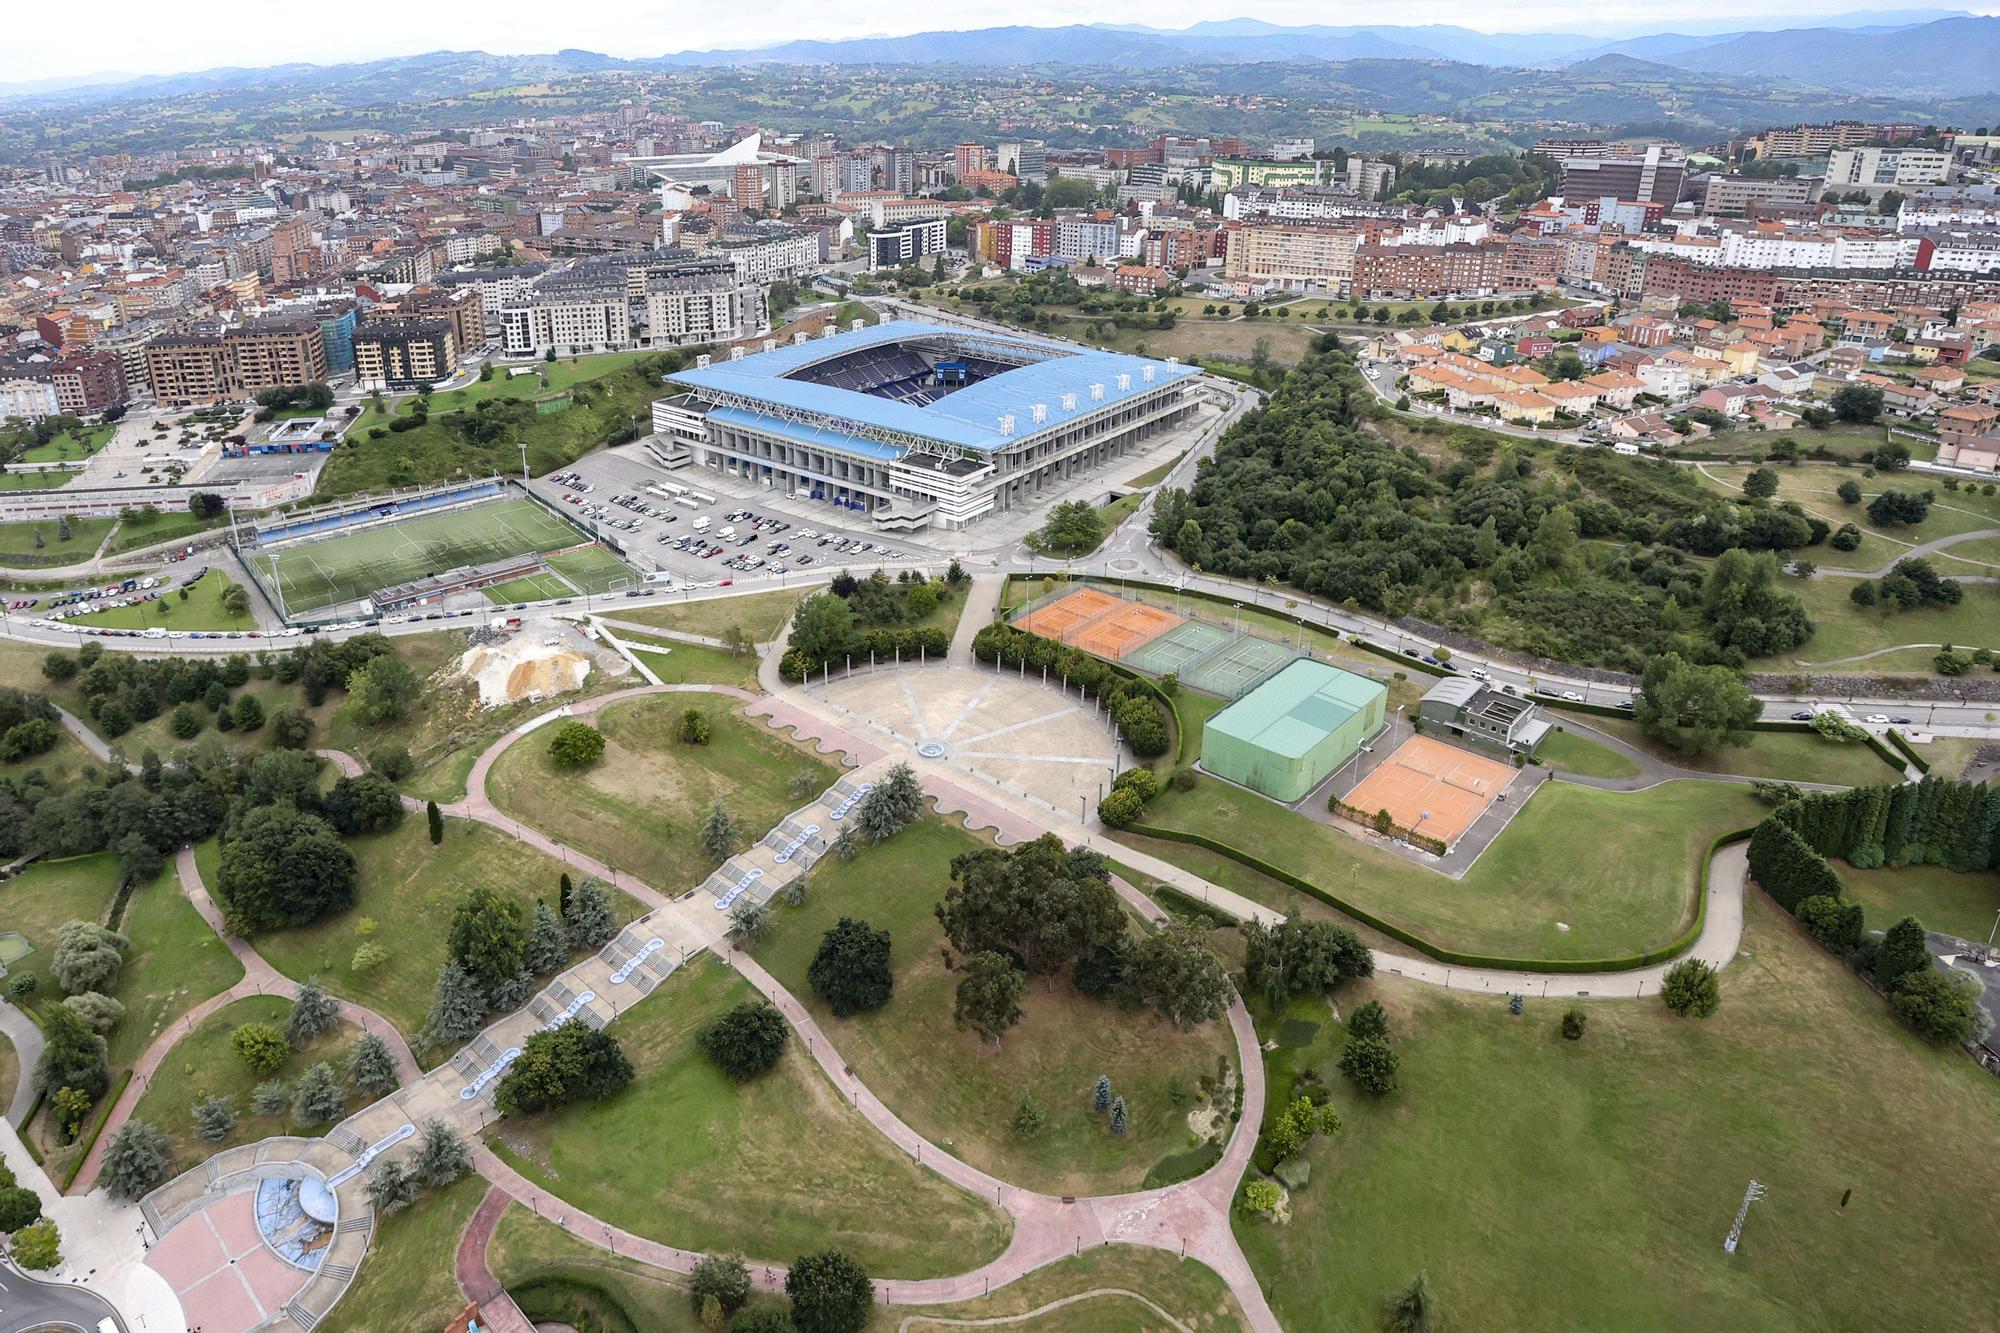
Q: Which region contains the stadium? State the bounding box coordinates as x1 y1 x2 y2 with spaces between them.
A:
650 319 1201 530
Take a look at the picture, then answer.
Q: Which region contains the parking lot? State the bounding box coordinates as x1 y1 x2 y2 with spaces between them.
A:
529 446 949 588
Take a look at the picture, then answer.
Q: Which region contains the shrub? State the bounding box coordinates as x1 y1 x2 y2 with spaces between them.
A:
689 1253 751 1318
548 721 606 768
1338 1035 1399 1095
698 1001 788 1081
1244 1178 1282 1213
1560 1009 1586 1040
806 918 893 1018
1890 968 1979 1045
1660 957 1721 1018
1348 1000 1388 1040
100 1121 173 1201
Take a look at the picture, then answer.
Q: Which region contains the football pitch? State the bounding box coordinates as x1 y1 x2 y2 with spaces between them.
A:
249 498 589 614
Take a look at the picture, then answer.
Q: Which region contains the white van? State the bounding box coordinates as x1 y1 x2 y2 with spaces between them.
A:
1612 442 1641 456
717 526 737 540
692 515 711 533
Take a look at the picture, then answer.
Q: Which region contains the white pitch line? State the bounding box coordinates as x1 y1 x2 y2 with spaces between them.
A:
952 705 1081 746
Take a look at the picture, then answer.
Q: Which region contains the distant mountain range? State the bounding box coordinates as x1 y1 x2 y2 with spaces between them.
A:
2 10 1997 110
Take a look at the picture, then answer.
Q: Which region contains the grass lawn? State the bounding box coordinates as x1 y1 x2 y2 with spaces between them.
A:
16 425 113 464
0 517 116 565
544 545 639 595
232 817 637 1053
1770 576 2000 665
1126 451 1188 488
1237 890 2000 1330
1937 533 2000 570
483 572 572 604
1172 689 1230 765
489 1200 702 1330
1555 712 1904 786
67 574 257 632
1836 861 2000 944
486 956 1012 1278
1136 774 1764 962
612 587 811 645
101 509 231 557
2 726 109 790
1700 462 2000 554
1533 727 1644 780
318 1176 488 1333
0 1037 15 1117
627 642 761 692
389 352 660 417
127 995 364 1172
0 471 72 491
486 697 834 892
880 1248 1246 1331
752 815 1238 1196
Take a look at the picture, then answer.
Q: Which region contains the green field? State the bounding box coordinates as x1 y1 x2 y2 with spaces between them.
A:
483 572 573 604
127 995 364 1170
487 697 834 891
1533 727 1644 780
389 352 660 418
101 508 231 557
1552 712 1905 786
627 642 761 692
67 573 258 631
217 818 636 1053
486 956 1012 1278
611 588 810 644
1837 861 2000 943
1774 576 2000 665
16 424 113 464
544 545 638 595
0 516 117 565
1126 775 1764 962
319 1176 489 1333
0 471 71 491
249 498 588 615
753 815 1236 1196
1238 891 2000 1330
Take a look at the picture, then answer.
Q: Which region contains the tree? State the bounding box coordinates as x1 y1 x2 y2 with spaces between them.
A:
347 1032 399 1096
192 1093 239 1142
1867 489 1932 527
292 1061 348 1124
786 1249 873 1333
727 899 772 946
61 990 124 1034
1033 500 1105 554
343 654 419 724
1837 478 1863 504
1873 916 1932 990
698 1001 789 1081
1386 1272 1436 1332
100 1121 173 1200
231 1022 289 1074
251 1079 291 1116
0 1185 42 1233
366 1158 421 1215
1109 1095 1128 1135
10 1218 60 1271
287 978 341 1049
411 1117 473 1187
1266 1094 1342 1159
494 1020 634 1116
523 901 567 975
689 1253 752 1319
1010 1095 1045 1136
699 799 740 861
1129 919 1232 1030
1874 440 1911 472
420 960 489 1048
851 761 923 843
1830 383 1883 424
370 744 414 781
548 720 606 768
1890 969 1979 1045
51 920 128 995
449 886 530 992
1349 1000 1389 1040
1660 957 1721 1018
217 806 356 934
1742 468 1779 500
785 593 857 675
33 1004 108 1100
1338 1035 1399 1095
953 951 1026 1047
808 918 894 1017
230 694 265 732
1093 1074 1112 1113
674 706 714 745
937 834 1124 978
1633 654 1761 759
427 799 444 844
562 879 616 949
1242 917 1374 1004
51 1086 90 1143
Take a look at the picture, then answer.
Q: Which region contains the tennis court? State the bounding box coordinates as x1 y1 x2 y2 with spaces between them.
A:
1070 601 1184 659
1343 735 1515 847
1127 619 1233 676
1014 586 1125 640
1183 633 1295 698
251 497 582 615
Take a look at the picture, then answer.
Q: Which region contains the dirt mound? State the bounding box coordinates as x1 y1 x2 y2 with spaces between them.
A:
457 636 590 707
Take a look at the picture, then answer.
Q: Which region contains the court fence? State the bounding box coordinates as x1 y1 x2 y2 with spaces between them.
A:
1328 795 1449 856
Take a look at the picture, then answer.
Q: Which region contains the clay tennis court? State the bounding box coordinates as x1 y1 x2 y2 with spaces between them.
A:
1069 601 1184 658
1014 586 1125 639
1343 735 1516 847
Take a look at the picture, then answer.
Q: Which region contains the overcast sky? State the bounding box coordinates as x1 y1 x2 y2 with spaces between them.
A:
1 1 1988 84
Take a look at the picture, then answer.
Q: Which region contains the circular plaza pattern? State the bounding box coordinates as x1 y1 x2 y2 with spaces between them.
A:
807 665 1125 818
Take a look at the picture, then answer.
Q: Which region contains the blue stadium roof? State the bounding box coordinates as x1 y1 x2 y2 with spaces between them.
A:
665 319 1197 454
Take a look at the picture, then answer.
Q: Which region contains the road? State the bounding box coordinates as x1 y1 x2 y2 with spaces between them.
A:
0 1262 126 1333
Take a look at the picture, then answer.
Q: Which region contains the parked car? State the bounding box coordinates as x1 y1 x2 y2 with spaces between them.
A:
1790 711 1815 721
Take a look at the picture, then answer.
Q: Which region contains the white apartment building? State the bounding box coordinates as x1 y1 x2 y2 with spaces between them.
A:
709 229 819 284
1347 158 1397 199
642 269 765 345
500 293 630 356
0 373 59 421
1222 224 1358 291
1827 147 1951 188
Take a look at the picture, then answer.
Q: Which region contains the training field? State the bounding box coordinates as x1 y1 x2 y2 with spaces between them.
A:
1343 735 1516 847
249 498 583 615
484 572 573 604
545 546 637 595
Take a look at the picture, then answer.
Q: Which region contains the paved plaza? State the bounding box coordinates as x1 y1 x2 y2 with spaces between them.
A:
808 665 1127 820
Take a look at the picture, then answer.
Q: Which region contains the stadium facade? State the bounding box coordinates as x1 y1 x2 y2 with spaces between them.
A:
648 319 1200 530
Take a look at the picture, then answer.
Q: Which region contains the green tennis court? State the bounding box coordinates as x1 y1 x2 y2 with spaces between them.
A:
250 498 586 614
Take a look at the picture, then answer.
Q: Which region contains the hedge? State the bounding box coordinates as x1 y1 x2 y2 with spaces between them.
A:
1124 822 1756 974
60 1068 132 1191
1328 796 1448 856
1885 728 1929 774
1151 883 1241 928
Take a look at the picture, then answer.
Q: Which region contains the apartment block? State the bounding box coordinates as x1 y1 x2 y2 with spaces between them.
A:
353 318 457 392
